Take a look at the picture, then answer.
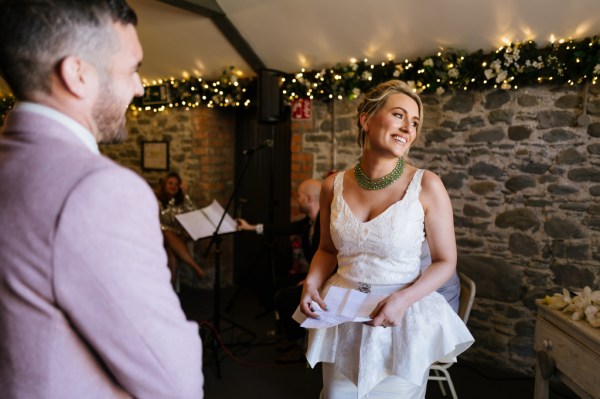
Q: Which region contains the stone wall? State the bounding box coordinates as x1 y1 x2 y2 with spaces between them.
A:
100 107 236 288
290 84 600 375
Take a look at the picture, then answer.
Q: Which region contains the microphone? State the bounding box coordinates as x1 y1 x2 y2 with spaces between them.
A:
242 139 274 155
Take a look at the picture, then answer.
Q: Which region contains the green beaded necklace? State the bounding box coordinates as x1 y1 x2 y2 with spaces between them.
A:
354 157 405 190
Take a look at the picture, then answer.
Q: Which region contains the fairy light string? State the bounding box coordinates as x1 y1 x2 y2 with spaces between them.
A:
2 34 600 120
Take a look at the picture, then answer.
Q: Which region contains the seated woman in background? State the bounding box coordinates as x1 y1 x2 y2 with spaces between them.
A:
156 172 206 280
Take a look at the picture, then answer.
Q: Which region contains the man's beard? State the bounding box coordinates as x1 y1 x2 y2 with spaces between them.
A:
92 78 129 144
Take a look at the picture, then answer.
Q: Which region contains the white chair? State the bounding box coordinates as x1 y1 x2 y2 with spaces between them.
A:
428 272 476 399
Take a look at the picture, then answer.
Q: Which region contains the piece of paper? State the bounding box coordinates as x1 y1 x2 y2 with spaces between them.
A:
294 286 389 329
175 199 237 240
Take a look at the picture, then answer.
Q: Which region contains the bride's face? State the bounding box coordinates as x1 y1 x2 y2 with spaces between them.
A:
361 93 420 158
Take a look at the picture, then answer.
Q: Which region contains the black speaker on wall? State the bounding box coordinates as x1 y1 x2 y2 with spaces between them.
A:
258 69 283 124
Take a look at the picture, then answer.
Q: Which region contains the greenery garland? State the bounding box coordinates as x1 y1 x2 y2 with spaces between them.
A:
2 34 600 122
0 95 15 125
281 36 600 102
130 66 254 112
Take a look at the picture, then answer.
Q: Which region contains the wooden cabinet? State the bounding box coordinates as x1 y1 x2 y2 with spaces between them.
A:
534 301 600 399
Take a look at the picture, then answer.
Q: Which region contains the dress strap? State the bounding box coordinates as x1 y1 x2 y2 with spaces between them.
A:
407 169 425 197
333 170 345 197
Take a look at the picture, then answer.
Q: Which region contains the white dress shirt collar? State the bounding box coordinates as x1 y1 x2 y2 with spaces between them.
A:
15 102 100 154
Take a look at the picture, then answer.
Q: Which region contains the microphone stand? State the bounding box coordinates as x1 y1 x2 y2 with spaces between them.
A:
202 142 266 378
225 134 277 317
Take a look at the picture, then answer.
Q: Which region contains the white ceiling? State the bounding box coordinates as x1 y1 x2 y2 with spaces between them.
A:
130 0 600 83
1 0 599 95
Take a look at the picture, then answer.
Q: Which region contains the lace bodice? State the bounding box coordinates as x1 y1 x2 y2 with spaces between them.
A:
331 169 426 285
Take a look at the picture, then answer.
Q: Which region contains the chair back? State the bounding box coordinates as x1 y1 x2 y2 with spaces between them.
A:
457 272 476 325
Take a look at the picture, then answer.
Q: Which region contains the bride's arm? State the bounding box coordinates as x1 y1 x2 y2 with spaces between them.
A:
300 174 338 318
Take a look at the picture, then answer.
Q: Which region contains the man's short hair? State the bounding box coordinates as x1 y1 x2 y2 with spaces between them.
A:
0 0 137 100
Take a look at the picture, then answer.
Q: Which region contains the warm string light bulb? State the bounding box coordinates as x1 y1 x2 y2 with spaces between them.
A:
3 33 592 118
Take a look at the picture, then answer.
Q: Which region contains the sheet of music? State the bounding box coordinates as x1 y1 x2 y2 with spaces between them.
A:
175 199 237 240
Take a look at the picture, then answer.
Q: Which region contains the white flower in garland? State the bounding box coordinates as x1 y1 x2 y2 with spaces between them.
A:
423 58 434 67
448 68 459 79
534 56 544 69
361 70 372 80
594 64 600 75
351 87 361 99
484 69 495 80
504 46 521 66
436 86 445 95
496 70 508 83
525 59 544 70
513 47 520 60
404 81 424 93
393 64 404 78
491 59 502 73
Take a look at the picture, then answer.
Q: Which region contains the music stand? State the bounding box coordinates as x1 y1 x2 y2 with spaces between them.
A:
202 142 268 378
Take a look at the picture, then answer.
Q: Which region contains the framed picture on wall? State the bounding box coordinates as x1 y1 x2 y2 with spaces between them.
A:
141 141 169 171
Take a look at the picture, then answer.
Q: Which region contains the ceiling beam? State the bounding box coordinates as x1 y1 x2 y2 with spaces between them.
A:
157 0 266 73
156 0 223 18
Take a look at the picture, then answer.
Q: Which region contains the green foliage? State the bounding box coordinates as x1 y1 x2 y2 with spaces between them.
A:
281 36 600 102
2 35 600 121
0 95 15 126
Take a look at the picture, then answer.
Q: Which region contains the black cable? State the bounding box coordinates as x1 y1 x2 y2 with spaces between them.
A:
199 320 306 369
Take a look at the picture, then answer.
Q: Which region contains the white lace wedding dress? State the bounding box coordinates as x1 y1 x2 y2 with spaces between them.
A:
305 169 474 399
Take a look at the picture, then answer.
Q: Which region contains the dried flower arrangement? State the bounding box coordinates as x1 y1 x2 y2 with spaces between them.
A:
543 287 600 328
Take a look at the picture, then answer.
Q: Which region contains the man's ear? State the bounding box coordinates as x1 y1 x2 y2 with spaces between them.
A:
57 55 93 99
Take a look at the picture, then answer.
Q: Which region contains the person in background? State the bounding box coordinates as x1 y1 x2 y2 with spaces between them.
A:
237 178 322 286
157 171 206 280
299 80 473 398
0 1 203 398
237 178 322 363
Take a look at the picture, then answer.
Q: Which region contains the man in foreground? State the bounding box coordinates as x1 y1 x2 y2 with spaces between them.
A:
0 1 203 397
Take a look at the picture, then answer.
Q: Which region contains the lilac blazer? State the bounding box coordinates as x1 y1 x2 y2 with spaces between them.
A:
0 109 203 398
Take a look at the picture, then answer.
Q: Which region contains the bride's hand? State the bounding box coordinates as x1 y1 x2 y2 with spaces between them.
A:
300 284 328 319
366 291 410 328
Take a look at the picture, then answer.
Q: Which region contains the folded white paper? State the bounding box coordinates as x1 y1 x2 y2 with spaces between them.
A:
292 286 389 329
175 199 237 240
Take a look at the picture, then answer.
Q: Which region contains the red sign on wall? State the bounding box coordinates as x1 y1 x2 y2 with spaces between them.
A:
292 98 312 120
